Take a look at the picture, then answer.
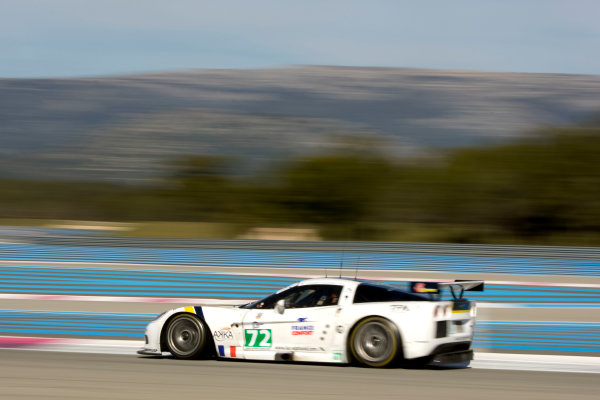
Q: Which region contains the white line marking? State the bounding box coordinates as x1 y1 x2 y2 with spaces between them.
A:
0 293 247 305
1 293 598 309
473 352 600 374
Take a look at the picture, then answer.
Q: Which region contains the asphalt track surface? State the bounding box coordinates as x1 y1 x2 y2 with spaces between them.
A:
1 350 598 400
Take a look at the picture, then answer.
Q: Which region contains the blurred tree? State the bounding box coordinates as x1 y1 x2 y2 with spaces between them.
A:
276 154 393 225
1 119 599 245
165 155 237 221
427 126 600 239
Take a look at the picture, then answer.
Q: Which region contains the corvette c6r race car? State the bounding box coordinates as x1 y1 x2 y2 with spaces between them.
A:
138 277 483 367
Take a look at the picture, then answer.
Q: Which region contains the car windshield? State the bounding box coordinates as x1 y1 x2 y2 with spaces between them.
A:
240 284 343 309
240 293 281 309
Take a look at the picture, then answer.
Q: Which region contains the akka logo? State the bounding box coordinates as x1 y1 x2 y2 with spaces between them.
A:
291 325 314 335
213 328 234 341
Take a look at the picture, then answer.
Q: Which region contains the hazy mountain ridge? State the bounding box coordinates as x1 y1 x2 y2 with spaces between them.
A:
56 109 379 181
1 66 600 182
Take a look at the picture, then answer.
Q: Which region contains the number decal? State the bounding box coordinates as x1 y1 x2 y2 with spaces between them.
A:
258 329 271 347
244 329 272 347
246 329 258 347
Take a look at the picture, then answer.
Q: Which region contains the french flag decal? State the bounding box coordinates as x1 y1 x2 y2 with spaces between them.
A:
218 345 237 358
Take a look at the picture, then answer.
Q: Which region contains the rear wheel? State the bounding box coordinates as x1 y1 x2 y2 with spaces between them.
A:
166 314 209 359
350 317 400 368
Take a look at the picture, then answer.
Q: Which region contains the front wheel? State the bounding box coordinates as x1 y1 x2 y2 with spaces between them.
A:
350 317 400 368
165 314 209 359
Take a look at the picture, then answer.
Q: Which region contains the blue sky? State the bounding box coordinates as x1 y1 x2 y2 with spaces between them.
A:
1 0 599 77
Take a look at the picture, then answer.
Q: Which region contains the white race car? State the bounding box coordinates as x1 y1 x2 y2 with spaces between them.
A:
138 277 483 367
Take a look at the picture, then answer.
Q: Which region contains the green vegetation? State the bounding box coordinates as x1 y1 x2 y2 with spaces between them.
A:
1 123 599 245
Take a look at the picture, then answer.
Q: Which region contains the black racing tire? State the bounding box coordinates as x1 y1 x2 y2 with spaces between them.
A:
165 313 209 359
349 316 401 368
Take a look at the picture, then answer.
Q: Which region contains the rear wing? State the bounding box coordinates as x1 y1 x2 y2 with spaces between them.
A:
410 280 484 300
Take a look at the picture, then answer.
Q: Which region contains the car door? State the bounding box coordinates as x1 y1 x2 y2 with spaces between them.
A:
241 284 343 357
240 286 302 358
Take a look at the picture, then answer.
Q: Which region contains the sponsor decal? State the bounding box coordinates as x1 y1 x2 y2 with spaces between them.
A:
244 328 272 348
213 328 234 341
275 345 325 352
297 317 307 322
452 299 471 313
218 345 237 358
291 325 314 336
391 305 409 312
333 351 343 361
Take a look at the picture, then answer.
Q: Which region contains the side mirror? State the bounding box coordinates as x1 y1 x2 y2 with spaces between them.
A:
275 299 285 314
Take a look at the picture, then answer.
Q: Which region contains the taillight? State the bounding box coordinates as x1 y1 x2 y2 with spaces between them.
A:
434 304 451 318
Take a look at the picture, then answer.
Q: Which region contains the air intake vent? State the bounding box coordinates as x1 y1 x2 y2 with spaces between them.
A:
435 321 447 338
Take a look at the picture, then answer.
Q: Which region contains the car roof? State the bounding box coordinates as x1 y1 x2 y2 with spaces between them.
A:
295 277 362 287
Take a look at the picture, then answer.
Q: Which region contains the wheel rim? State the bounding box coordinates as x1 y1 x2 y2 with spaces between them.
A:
353 321 394 364
167 316 202 356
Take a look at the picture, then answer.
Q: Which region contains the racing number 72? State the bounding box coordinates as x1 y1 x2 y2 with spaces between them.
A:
244 328 272 347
